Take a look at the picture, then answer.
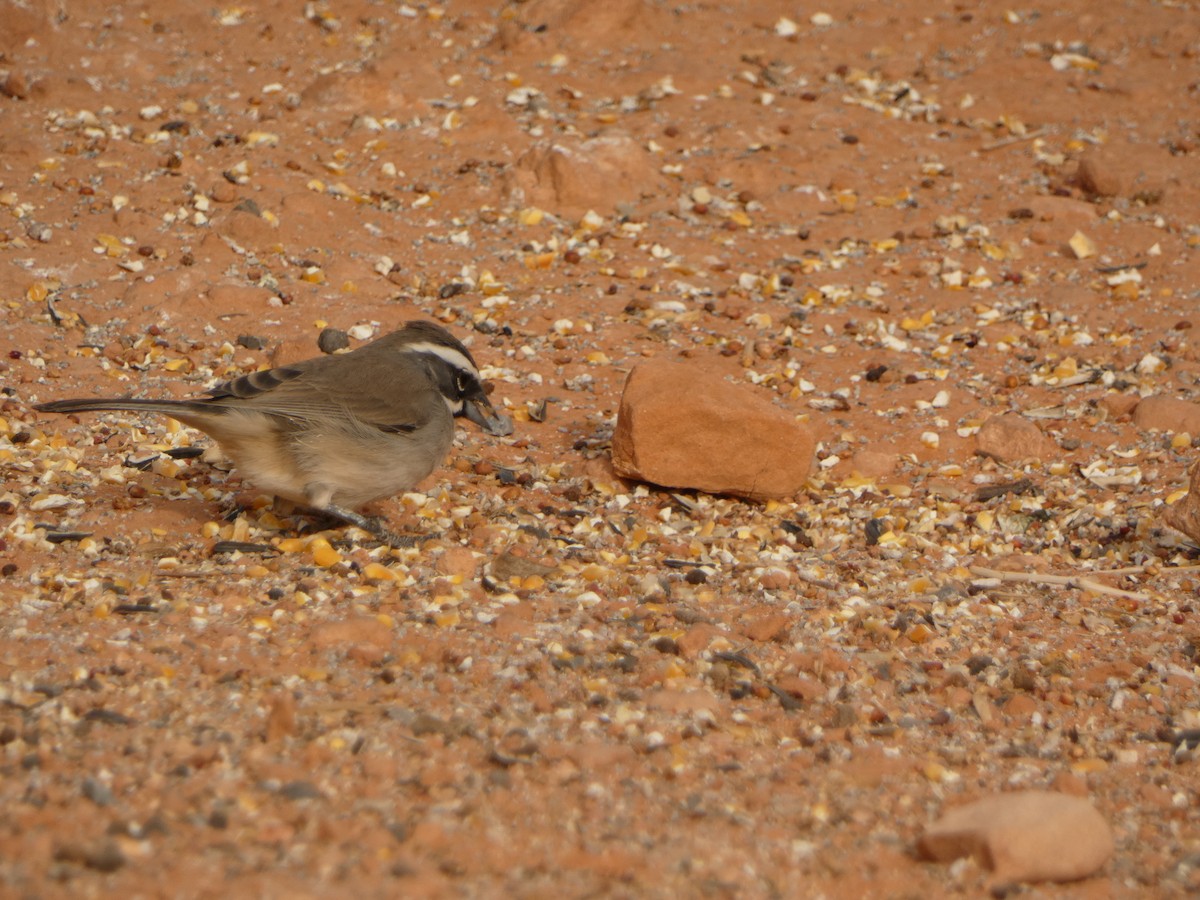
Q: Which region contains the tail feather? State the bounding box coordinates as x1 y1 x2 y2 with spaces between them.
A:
34 397 215 417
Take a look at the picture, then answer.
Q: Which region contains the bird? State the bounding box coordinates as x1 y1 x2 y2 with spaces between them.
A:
34 319 513 543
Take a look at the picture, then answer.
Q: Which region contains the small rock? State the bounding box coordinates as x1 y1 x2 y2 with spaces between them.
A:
675 623 722 659
1097 393 1139 420
82 776 115 807
918 790 1114 884
1075 149 1127 198
1049 771 1090 798
976 413 1056 462
1164 459 1200 545
25 220 51 243
504 134 661 217
54 839 126 873
491 548 556 582
0 70 29 100
1003 696 1041 724
742 611 790 642
210 181 239 203
758 569 790 591
772 674 823 702
1133 395 1200 435
612 357 818 500
317 327 351 354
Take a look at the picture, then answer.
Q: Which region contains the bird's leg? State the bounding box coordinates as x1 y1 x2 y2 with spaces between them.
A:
319 503 425 548
302 482 430 548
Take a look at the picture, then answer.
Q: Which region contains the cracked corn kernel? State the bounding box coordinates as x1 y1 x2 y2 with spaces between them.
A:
362 562 398 582
309 538 340 568
907 622 933 644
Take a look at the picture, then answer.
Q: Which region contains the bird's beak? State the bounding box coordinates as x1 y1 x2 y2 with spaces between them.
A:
464 396 514 436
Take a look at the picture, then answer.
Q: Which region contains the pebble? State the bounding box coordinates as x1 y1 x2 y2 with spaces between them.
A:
612 357 818 500
1097 393 1140 419
82 776 116 807
1075 149 1127 198
1132 395 1200 436
742 611 791 642
506 134 660 217
918 790 1114 884
210 181 238 203
975 413 1056 462
54 839 127 873
317 327 351 354
0 70 29 99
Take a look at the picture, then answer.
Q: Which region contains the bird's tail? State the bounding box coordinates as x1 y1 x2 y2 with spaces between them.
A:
34 397 215 418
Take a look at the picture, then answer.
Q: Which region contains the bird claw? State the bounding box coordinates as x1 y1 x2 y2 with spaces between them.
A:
317 505 434 548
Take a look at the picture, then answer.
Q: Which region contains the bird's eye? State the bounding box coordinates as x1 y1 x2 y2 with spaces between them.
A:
455 375 468 395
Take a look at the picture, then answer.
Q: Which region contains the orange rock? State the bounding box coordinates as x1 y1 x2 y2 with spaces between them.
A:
504 133 662 218
742 612 791 642
758 570 790 591
1050 771 1090 798
1075 149 1128 198
1003 693 1038 718
675 623 723 658
612 357 818 500
1133 395 1200 435
976 413 1056 462
772 674 824 702
918 791 1114 883
1097 392 1140 419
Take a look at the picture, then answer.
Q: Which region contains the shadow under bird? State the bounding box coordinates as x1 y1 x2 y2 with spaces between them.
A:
34 319 513 542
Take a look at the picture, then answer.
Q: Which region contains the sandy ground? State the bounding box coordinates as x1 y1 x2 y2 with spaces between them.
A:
3 0 1200 896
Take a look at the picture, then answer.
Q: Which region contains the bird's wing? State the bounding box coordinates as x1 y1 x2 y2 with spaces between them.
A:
206 353 442 433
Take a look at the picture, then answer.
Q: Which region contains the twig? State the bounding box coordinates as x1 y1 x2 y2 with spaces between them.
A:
968 565 1149 601
980 127 1050 152
1077 563 1200 576
794 569 838 590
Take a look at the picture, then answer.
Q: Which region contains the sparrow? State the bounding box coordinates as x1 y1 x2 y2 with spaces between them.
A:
34 319 513 543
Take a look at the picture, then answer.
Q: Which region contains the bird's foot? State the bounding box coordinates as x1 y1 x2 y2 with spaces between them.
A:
319 504 434 549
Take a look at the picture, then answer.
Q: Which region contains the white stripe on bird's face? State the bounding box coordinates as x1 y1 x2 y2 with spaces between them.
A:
403 341 477 377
